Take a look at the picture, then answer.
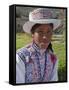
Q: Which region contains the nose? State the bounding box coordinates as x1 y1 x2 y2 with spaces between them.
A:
42 36 47 39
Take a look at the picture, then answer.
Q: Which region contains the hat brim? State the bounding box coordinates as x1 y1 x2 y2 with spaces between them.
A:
23 19 61 34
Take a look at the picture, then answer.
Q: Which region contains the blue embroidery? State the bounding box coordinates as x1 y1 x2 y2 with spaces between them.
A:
16 42 56 83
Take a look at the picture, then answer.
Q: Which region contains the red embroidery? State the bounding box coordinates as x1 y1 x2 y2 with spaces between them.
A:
50 54 57 64
29 58 34 63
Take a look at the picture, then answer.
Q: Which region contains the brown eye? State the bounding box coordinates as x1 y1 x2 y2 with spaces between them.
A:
36 31 43 34
47 31 50 33
38 31 43 33
47 30 52 34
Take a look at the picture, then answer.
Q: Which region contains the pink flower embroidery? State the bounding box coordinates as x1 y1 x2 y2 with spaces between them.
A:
50 54 57 64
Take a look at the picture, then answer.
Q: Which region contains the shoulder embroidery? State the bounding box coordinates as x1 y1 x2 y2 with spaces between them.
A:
16 54 21 64
49 50 57 64
50 53 57 64
25 56 30 63
16 43 35 64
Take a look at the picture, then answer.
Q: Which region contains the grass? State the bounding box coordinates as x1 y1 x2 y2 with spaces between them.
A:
16 33 32 50
52 43 66 81
16 33 67 82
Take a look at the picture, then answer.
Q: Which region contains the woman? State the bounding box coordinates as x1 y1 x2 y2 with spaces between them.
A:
16 8 61 83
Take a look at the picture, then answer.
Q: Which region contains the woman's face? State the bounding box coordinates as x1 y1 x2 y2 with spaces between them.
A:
32 24 53 49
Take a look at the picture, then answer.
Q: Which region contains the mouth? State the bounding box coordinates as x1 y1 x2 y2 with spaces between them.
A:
41 40 49 43
39 43 49 49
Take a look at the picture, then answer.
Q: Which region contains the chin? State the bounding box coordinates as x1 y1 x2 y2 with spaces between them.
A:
39 43 49 49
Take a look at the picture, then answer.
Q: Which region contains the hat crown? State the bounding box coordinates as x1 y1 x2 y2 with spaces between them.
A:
29 8 57 21
23 8 61 34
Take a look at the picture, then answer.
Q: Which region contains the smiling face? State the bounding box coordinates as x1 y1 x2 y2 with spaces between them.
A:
31 24 53 49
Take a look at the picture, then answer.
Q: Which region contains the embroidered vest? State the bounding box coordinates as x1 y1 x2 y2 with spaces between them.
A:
17 44 57 83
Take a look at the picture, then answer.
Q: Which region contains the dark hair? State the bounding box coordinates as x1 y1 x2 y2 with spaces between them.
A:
31 23 53 34
47 43 53 52
31 24 41 34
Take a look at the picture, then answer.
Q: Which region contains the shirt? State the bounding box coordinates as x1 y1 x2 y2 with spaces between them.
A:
16 42 58 83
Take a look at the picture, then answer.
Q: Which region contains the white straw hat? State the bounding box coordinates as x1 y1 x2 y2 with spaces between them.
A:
23 8 61 34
